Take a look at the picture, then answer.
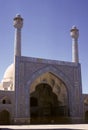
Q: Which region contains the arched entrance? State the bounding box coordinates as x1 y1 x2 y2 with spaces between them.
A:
85 111 88 123
30 83 59 123
26 66 73 124
0 110 10 125
30 72 70 124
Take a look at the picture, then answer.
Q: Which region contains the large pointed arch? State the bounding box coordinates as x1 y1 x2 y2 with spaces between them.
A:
27 65 73 96
27 66 73 88
0 110 10 125
25 65 74 120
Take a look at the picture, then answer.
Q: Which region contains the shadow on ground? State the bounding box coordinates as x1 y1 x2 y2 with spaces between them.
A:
0 129 13 130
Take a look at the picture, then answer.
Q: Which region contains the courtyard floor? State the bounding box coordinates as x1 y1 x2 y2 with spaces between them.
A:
0 124 88 130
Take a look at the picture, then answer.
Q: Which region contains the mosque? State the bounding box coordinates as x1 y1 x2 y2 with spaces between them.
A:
0 14 88 125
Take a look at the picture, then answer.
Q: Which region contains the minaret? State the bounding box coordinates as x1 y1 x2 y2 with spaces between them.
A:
13 14 23 56
70 26 79 63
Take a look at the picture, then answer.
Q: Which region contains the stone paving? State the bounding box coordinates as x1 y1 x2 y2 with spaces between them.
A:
0 125 88 130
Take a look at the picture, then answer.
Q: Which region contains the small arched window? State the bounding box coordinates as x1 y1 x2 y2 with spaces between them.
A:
2 99 6 104
1 97 11 104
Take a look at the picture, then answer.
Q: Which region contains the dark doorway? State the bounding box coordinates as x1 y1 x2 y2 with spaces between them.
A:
85 111 88 123
30 83 70 124
30 97 38 107
0 110 10 125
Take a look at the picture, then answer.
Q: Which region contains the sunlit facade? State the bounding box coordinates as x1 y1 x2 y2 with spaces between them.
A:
0 15 87 125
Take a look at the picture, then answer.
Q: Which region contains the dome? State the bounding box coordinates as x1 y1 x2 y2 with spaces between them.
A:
2 64 14 82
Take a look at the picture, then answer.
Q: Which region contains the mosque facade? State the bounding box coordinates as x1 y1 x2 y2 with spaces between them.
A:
0 14 88 125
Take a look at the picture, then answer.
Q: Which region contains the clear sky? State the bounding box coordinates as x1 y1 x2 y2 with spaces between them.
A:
0 0 88 93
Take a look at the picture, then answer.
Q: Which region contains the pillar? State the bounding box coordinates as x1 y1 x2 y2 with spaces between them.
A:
13 14 23 56
70 26 79 63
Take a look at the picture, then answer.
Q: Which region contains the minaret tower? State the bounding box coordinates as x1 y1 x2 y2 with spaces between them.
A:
70 26 79 63
13 14 23 56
